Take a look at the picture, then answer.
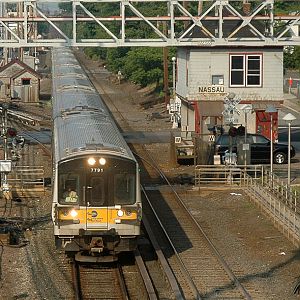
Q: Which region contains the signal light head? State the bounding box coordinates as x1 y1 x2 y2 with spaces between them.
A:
7 127 17 137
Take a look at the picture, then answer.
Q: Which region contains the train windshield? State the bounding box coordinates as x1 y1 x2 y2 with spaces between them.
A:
58 156 137 206
59 173 81 204
114 174 135 205
111 158 136 205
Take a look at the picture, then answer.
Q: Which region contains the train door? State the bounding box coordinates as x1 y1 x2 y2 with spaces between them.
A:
85 173 108 230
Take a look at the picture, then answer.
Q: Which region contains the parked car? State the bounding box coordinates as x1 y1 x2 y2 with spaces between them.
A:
215 133 295 164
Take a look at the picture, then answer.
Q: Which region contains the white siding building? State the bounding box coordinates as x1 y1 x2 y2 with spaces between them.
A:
176 46 283 141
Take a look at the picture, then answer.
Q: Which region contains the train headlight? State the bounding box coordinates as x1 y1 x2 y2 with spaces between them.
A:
88 157 96 166
70 209 78 218
117 210 124 217
99 157 106 166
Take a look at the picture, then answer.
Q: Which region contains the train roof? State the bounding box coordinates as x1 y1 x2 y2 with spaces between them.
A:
52 47 135 163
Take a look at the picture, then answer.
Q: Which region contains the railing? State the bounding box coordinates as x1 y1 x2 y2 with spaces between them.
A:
244 173 300 247
7 166 45 197
194 164 300 246
262 170 299 209
194 164 263 186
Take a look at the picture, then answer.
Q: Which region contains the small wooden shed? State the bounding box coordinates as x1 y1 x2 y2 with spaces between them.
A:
0 59 41 103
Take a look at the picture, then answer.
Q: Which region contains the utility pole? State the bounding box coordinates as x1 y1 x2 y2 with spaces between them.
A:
0 103 12 200
163 22 169 106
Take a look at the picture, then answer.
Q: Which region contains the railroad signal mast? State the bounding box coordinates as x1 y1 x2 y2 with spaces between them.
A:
0 103 36 196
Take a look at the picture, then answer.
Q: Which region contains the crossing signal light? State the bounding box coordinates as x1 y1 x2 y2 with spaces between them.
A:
228 126 237 137
6 127 17 137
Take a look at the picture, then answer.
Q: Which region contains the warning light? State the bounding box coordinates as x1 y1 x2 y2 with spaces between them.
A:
6 127 17 137
228 127 237 137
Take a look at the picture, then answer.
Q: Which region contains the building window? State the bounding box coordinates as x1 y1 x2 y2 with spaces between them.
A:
230 54 262 87
212 75 224 85
22 78 31 85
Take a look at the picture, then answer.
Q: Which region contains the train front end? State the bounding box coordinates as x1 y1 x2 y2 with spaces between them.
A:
52 152 141 261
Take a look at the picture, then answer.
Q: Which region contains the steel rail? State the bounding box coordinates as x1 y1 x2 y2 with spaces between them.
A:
71 260 81 300
139 150 252 300
116 263 130 300
134 249 158 300
77 53 185 299
142 214 185 300
74 261 130 299
76 49 250 299
10 116 52 158
142 188 201 300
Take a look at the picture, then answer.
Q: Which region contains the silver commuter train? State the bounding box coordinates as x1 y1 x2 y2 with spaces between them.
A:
51 48 141 261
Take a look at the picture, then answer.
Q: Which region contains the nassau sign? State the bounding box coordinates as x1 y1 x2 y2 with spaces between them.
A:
199 85 225 94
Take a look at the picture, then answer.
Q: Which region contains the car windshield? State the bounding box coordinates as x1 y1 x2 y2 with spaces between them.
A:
252 135 269 144
217 134 258 145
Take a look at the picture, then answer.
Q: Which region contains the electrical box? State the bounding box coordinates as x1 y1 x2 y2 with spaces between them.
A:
237 142 251 165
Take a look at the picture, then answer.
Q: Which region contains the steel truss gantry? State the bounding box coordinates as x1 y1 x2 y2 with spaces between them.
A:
0 0 299 48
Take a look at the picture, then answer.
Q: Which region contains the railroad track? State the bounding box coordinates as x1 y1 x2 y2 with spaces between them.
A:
0 121 73 299
72 261 129 300
72 251 156 300
74 52 262 299
138 145 254 299
10 114 51 158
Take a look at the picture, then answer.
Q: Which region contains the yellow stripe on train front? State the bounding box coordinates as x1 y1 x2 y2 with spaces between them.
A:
58 208 137 224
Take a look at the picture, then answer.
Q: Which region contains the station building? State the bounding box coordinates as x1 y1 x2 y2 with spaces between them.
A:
172 18 288 163
0 59 41 103
176 46 282 139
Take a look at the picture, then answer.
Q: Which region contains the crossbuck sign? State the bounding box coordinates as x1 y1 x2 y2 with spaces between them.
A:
222 96 241 125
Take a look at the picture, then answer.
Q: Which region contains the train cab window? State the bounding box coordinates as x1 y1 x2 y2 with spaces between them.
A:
114 174 135 205
89 177 105 205
59 176 80 205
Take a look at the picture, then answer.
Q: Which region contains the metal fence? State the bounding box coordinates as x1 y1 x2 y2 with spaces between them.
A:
244 173 300 247
194 164 300 246
7 165 45 197
195 164 263 185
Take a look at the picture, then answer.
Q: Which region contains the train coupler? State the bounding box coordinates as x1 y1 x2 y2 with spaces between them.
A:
90 237 104 253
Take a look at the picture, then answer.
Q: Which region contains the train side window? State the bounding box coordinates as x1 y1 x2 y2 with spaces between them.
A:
114 174 135 205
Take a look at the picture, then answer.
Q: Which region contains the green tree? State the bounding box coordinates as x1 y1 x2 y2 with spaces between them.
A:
123 48 163 87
